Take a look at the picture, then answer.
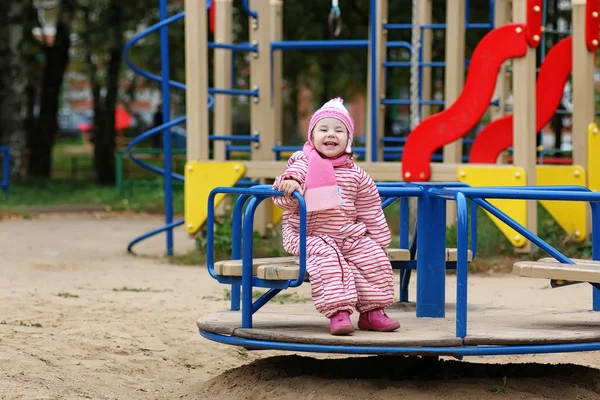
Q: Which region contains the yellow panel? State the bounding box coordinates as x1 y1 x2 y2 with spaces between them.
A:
272 205 283 226
536 165 587 242
589 123 600 193
184 161 246 234
457 166 527 248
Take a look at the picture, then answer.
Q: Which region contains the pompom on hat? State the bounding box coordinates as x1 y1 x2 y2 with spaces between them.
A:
307 97 354 154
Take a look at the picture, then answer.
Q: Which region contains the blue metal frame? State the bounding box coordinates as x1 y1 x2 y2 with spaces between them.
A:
200 330 600 357
377 0 496 160
0 147 9 197
199 183 600 356
123 0 257 255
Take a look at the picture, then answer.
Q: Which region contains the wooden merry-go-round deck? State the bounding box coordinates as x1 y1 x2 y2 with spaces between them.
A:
197 301 600 355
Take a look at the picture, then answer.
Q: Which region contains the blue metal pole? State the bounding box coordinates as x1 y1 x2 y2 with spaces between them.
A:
416 187 447 318
592 203 600 311
466 0 471 24
369 0 378 161
455 192 469 338
489 0 495 28
231 195 251 311
159 0 174 256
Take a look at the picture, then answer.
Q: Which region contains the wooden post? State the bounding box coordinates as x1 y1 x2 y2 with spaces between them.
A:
512 0 537 251
572 0 593 171
420 0 433 118
270 0 283 148
492 0 512 164
367 0 387 162
572 0 594 236
249 0 276 234
184 0 209 161
214 0 233 161
491 0 511 123
443 0 466 226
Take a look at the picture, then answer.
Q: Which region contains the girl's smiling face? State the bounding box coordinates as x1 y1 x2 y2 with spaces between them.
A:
311 117 348 158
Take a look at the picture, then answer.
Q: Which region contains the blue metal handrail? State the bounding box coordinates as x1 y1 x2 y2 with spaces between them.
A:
0 146 9 197
431 185 600 339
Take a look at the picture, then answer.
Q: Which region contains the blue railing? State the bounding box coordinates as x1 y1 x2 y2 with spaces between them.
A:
204 183 600 346
0 147 9 197
123 0 257 255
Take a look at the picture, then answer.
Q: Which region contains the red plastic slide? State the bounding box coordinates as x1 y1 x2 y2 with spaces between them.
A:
469 37 572 164
401 24 529 182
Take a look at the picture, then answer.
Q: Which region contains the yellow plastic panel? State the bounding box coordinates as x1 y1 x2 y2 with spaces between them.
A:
184 161 246 234
272 205 283 226
536 165 587 242
589 123 600 193
457 166 527 247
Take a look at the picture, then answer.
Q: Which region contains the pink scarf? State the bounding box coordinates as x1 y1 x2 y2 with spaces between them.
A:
302 142 350 212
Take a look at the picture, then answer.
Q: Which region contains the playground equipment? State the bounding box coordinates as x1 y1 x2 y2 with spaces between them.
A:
121 0 600 251
0 146 9 197
120 0 600 358
196 183 600 356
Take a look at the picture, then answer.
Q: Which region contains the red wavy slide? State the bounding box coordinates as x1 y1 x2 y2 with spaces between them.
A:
402 24 529 182
469 37 572 163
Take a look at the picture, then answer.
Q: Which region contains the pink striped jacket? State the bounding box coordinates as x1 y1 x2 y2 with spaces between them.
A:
273 151 391 256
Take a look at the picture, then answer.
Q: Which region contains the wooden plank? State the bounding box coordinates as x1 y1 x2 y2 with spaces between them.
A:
538 257 600 265
386 248 411 261
243 161 469 182
257 263 303 280
445 248 473 262
214 256 296 276
213 0 233 161
512 0 537 252
249 0 276 235
490 0 511 124
184 0 209 161
442 0 466 167
214 248 472 278
197 302 600 347
366 0 388 162
513 261 600 282
572 1 594 170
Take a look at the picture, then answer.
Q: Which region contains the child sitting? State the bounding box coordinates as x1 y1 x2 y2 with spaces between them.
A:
273 98 400 335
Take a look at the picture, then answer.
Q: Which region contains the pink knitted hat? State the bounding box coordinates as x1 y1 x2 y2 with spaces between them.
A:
308 97 354 154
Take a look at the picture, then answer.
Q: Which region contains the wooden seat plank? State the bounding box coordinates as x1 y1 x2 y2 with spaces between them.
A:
214 248 474 280
513 261 600 283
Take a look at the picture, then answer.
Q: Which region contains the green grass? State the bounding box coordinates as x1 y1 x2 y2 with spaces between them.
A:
0 178 184 215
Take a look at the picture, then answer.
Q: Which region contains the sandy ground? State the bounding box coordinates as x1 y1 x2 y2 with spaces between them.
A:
1 213 600 400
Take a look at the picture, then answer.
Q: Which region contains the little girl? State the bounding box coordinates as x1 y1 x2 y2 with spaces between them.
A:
273 98 400 335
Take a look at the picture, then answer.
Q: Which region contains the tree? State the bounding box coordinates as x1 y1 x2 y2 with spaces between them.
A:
0 0 32 177
28 0 77 178
78 0 165 185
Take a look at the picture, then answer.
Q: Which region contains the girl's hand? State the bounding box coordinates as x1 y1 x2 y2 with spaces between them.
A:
280 179 303 197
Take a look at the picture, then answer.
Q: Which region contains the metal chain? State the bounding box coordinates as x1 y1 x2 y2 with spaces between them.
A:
410 0 421 129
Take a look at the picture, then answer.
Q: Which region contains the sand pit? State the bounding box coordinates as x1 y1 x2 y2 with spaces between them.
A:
1 213 599 399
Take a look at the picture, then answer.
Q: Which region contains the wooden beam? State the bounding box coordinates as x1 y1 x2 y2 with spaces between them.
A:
249 0 276 234
214 0 233 161
512 0 537 251
443 0 466 166
270 0 283 147
367 0 388 162
443 0 466 226
572 0 593 169
243 161 470 182
491 0 511 123
184 0 209 161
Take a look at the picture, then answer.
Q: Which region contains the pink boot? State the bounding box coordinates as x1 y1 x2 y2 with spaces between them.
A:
358 309 400 332
329 311 355 335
